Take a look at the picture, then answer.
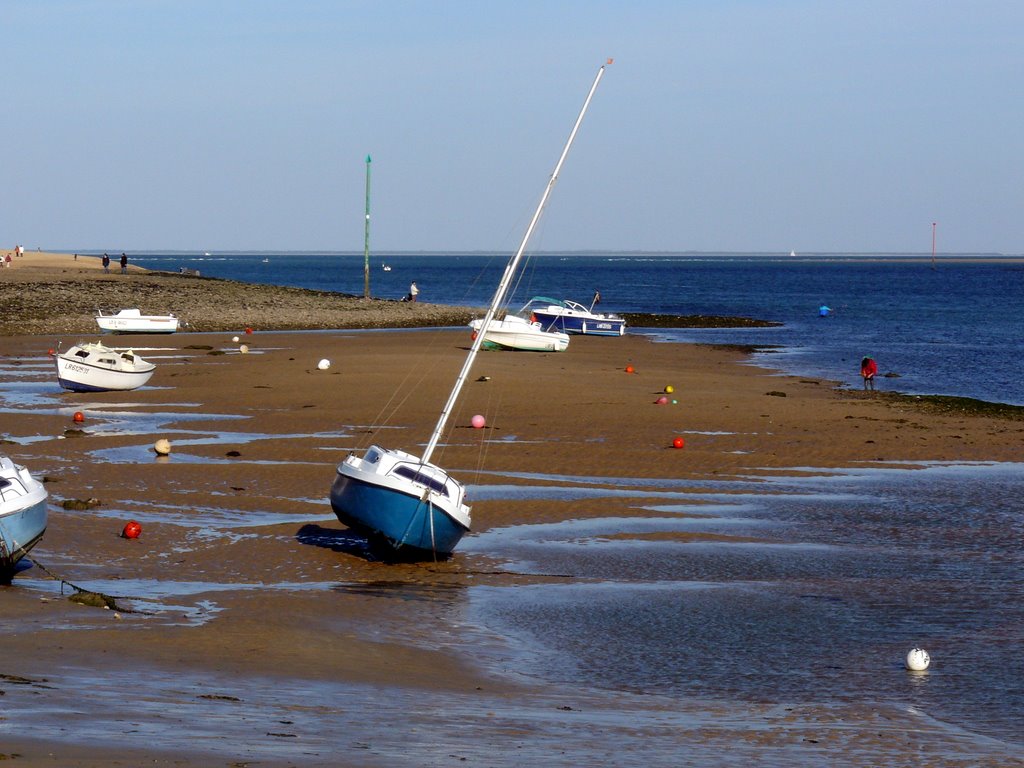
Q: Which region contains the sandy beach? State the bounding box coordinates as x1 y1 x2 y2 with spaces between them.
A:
1 255 1022 765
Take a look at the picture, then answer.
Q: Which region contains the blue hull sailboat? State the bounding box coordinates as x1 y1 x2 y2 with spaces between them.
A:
330 61 610 558
0 454 48 582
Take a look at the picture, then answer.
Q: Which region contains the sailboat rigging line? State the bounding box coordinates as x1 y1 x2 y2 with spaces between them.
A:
352 331 461 453
419 61 609 467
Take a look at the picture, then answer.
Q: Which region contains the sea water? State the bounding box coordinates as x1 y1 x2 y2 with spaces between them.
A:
125 251 1024 406
462 462 1024 748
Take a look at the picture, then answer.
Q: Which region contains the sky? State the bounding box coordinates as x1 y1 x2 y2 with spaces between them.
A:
2 1 1022 254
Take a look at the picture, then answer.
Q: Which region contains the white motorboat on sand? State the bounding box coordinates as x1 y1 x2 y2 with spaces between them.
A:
469 312 570 351
96 309 179 334
54 341 156 392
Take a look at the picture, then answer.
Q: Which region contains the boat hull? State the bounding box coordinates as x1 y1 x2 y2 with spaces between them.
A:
0 498 47 580
469 317 570 352
55 346 156 392
329 449 470 558
96 310 178 334
531 309 626 336
1 457 48 582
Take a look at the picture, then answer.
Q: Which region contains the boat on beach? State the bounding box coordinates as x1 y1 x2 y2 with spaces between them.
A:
54 341 156 392
0 454 48 582
95 308 179 334
524 294 627 336
469 311 570 351
330 61 609 558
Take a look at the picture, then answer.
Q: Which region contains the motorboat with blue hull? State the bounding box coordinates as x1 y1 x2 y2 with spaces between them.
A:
329 61 610 559
526 295 627 336
0 454 48 582
330 446 470 557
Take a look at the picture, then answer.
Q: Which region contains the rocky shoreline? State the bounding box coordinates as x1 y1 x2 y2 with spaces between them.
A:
0 270 477 336
1 258 779 336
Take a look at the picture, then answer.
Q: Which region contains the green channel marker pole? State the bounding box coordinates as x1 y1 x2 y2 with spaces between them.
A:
364 154 372 298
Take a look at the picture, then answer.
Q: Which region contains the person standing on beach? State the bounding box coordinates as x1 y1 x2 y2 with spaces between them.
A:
860 356 877 391
120 252 128 274
102 253 110 273
409 281 419 302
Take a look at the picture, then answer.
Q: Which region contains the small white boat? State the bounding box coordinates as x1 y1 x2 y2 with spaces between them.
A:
95 309 179 334
382 264 392 272
0 454 48 582
469 313 570 352
54 342 156 392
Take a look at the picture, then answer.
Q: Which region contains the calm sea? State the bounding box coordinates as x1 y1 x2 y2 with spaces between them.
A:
126 251 1024 406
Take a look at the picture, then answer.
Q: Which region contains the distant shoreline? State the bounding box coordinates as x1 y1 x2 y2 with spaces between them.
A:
0 251 774 336
34 248 1024 263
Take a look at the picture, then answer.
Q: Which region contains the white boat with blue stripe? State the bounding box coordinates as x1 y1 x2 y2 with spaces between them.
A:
0 454 48 582
524 293 626 336
330 61 610 558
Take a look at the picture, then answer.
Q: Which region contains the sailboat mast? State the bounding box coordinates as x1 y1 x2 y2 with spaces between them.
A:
420 61 609 465
931 221 937 271
364 155 372 298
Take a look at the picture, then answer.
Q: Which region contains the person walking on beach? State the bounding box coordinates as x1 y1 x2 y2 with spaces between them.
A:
409 281 419 302
102 253 110 273
120 252 128 274
860 356 877 391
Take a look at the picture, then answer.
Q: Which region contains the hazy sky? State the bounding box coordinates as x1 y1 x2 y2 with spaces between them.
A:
3 1 1022 254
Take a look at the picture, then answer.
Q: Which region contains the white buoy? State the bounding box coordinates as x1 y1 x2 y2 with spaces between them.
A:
239 344 249 354
905 648 930 671
154 438 171 456
232 336 240 343
317 358 331 370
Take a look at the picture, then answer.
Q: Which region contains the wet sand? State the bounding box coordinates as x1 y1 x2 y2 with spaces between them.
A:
1 267 1023 764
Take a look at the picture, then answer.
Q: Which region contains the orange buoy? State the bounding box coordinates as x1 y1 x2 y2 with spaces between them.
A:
121 520 142 539
672 436 685 449
625 365 635 374
72 411 85 423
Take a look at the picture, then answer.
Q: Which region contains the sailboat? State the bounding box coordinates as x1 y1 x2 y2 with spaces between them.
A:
329 61 610 558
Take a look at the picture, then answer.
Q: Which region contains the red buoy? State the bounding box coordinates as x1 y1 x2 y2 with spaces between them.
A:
672 437 685 449
245 327 254 334
625 365 635 374
121 520 142 539
72 411 85 423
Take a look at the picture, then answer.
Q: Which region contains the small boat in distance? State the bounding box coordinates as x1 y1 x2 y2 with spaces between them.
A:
95 309 179 334
54 342 156 392
330 61 609 558
382 263 392 272
0 453 48 583
525 293 626 336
